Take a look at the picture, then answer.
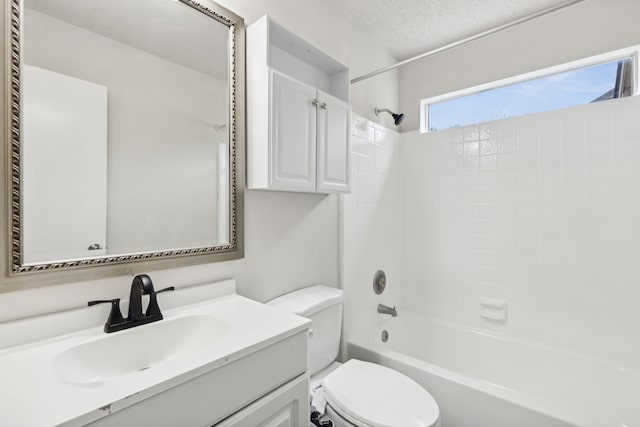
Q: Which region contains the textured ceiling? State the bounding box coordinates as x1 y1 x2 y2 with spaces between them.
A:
328 0 569 60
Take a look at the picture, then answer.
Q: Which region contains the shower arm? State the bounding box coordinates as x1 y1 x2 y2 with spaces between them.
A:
374 107 405 125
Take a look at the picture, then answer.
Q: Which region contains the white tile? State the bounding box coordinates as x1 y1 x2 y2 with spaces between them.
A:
400 97 640 368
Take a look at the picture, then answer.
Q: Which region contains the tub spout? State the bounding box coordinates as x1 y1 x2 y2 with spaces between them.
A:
377 304 397 317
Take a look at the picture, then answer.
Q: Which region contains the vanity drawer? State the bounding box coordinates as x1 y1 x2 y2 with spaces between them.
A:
86 331 307 427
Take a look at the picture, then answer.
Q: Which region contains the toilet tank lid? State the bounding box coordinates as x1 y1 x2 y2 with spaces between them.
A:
267 285 343 316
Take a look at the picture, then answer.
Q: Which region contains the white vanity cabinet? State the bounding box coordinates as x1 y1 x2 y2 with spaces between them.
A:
0 281 311 427
86 331 309 427
248 15 351 194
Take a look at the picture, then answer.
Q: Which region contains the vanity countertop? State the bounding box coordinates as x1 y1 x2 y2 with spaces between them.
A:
0 280 310 427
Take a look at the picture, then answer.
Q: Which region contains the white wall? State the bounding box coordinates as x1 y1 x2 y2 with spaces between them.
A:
402 96 640 370
0 1 399 322
25 9 225 253
341 114 403 357
399 0 640 131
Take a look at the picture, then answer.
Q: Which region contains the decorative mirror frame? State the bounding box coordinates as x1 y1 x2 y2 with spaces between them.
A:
0 0 245 291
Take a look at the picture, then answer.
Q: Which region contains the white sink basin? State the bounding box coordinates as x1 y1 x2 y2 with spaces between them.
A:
0 281 311 427
52 315 229 385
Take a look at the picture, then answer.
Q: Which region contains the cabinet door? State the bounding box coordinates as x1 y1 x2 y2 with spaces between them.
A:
316 90 351 193
215 373 309 427
269 71 317 192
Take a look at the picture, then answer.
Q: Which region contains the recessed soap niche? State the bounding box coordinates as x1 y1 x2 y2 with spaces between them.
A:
479 297 508 323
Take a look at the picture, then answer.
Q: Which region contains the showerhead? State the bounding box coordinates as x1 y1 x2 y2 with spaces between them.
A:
375 108 405 126
392 112 405 126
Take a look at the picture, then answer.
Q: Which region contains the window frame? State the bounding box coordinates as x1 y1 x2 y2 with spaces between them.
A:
420 45 640 133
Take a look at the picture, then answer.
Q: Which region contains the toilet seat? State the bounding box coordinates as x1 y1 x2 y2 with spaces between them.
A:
322 359 440 427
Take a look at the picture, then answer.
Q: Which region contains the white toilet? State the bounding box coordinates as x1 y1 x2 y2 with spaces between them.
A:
268 285 440 427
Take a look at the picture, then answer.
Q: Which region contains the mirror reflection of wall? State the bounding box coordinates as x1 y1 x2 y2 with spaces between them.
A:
23 65 108 263
22 0 231 264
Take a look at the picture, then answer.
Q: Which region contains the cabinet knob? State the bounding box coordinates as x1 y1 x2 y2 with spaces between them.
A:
311 99 319 106
320 102 327 110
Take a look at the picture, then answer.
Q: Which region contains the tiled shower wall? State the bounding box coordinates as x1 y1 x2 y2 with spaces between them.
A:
341 114 403 356
402 96 640 370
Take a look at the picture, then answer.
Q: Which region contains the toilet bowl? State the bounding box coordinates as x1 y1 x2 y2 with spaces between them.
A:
267 285 440 427
316 359 440 427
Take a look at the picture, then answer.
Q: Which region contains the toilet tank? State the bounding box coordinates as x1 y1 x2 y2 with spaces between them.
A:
267 285 343 375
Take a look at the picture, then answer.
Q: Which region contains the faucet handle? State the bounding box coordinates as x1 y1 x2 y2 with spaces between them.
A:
88 299 117 306
88 298 125 332
145 286 175 318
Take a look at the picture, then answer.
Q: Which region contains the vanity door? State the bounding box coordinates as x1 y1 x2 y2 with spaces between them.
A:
215 373 309 427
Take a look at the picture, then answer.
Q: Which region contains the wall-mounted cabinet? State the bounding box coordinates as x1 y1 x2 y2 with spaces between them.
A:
247 16 351 194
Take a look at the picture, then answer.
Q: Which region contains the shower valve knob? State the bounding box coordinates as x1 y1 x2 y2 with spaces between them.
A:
373 270 386 294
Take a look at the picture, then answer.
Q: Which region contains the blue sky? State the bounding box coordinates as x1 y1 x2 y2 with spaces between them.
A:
429 60 623 131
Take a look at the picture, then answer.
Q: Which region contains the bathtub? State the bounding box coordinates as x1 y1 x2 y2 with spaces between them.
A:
347 313 639 427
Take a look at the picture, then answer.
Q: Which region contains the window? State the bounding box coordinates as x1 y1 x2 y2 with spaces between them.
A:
421 47 639 133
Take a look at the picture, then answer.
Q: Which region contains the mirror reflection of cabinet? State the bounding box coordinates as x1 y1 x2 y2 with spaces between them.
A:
247 16 351 194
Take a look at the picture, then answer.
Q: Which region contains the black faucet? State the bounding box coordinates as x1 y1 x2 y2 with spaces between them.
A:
88 274 175 333
128 274 155 322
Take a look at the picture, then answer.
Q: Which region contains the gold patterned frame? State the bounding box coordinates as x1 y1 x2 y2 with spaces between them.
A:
1 0 245 290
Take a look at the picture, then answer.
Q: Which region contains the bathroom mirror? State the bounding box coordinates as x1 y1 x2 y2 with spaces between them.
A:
1 0 244 285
